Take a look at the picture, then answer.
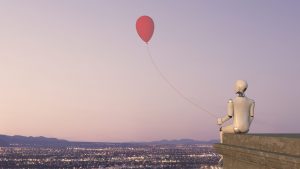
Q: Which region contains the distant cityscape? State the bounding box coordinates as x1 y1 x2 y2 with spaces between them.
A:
0 135 222 168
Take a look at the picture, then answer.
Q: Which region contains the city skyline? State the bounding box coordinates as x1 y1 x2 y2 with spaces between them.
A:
0 1 299 142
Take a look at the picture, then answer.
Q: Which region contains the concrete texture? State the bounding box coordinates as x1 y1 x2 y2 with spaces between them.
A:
213 133 300 169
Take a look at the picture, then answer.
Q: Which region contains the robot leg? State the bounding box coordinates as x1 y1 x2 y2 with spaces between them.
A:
220 124 234 143
222 124 235 133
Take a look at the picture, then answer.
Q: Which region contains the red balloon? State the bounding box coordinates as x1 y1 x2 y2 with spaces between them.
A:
136 16 154 43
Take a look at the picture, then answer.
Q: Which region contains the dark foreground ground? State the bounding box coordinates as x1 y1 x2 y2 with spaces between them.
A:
0 144 220 168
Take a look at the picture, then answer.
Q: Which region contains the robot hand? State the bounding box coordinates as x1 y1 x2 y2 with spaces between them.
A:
217 118 223 125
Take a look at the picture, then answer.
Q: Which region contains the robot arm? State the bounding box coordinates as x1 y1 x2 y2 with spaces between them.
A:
250 101 255 124
218 99 234 125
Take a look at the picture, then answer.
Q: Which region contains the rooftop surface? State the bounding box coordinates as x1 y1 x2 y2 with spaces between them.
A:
214 133 300 169
222 133 300 156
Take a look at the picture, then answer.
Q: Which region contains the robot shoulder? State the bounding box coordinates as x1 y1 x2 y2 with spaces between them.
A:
248 97 255 103
248 98 255 105
228 99 233 103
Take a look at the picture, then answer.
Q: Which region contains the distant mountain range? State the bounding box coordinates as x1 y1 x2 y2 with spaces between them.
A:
0 134 69 147
0 134 218 147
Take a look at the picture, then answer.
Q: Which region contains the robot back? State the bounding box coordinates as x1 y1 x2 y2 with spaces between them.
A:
233 96 254 133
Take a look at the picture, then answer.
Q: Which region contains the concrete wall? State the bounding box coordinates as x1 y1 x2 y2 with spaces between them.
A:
213 134 300 169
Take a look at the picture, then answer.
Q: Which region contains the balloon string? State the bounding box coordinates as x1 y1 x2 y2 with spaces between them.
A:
146 45 217 118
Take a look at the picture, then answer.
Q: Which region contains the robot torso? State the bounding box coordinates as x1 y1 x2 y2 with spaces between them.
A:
228 96 255 132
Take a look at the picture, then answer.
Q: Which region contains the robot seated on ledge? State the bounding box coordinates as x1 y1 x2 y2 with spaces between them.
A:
217 80 255 143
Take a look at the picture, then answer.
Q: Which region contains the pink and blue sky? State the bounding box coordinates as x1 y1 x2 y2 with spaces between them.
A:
0 1 299 142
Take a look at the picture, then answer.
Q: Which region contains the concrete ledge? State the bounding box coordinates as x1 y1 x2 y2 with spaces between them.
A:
213 133 300 169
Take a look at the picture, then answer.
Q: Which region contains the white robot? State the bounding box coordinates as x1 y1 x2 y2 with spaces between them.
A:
217 80 255 143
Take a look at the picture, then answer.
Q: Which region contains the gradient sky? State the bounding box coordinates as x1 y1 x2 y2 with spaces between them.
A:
0 1 299 142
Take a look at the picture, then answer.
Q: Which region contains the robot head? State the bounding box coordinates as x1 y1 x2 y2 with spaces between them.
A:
234 80 248 96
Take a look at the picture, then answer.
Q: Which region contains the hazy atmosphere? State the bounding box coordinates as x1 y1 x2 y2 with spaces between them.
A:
0 1 299 142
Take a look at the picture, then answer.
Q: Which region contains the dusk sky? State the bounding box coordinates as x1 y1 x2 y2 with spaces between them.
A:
0 1 299 142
